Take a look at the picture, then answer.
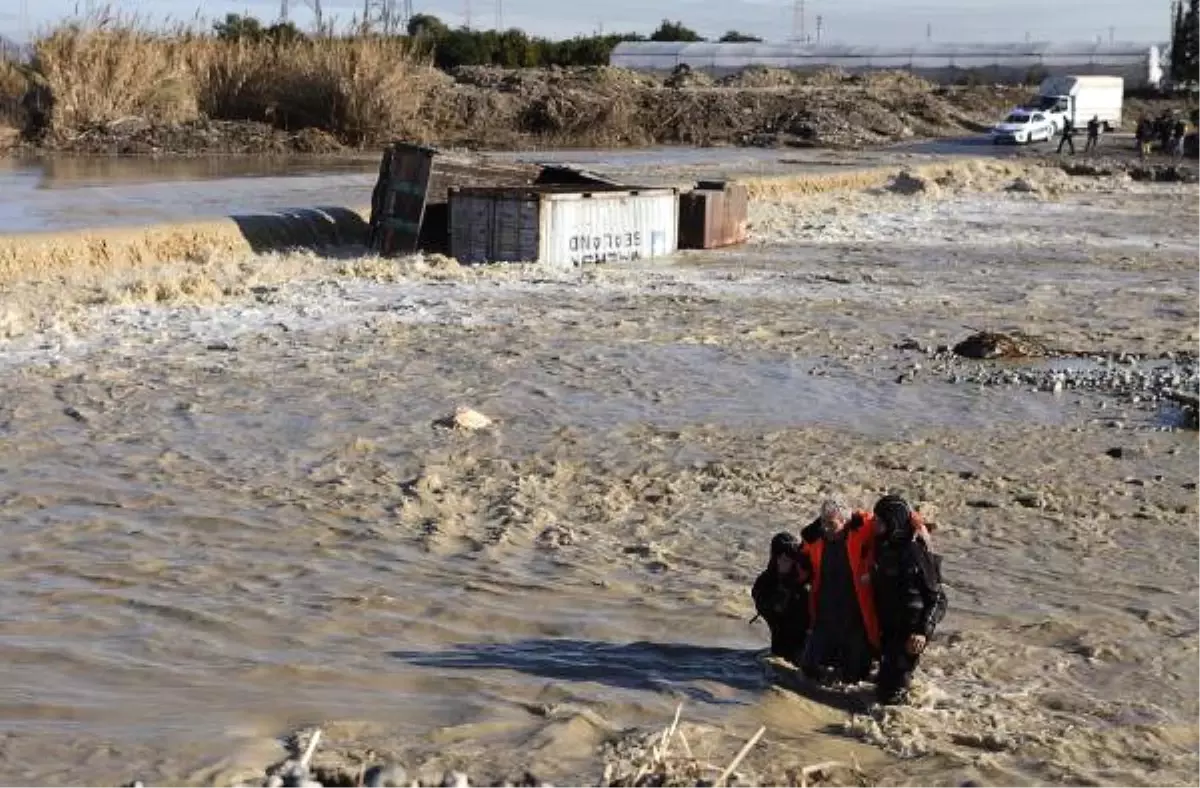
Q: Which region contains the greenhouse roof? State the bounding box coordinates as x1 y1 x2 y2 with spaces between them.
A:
610 40 1164 58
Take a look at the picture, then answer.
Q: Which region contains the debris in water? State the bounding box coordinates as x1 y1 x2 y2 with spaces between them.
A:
951 331 1049 360
435 407 494 431
363 763 408 788
886 170 938 197
441 772 470 788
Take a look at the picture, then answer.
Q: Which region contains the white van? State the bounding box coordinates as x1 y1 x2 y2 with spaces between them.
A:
1030 75 1124 133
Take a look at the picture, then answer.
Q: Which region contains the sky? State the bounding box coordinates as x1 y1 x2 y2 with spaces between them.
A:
0 0 1174 45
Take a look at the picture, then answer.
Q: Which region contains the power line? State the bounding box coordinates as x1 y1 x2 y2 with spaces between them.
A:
362 0 411 33
278 0 324 29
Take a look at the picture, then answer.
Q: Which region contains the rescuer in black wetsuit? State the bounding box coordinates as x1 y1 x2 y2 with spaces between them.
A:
871 495 948 705
1057 116 1076 155
751 532 810 663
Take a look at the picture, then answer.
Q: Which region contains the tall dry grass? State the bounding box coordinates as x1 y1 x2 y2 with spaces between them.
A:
25 9 439 144
32 16 203 129
197 34 439 143
0 60 30 129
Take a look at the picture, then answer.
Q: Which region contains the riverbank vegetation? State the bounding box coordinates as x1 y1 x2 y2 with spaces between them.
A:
0 9 1191 154
1 11 439 145
0 9 707 139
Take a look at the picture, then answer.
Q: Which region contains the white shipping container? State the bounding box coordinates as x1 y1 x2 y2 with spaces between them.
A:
449 186 678 267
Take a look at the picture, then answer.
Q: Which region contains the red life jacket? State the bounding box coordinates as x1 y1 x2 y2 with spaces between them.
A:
802 511 881 651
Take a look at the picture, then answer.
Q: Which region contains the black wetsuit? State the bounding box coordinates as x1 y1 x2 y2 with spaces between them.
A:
1085 118 1100 152
1057 117 1075 154
751 535 810 662
873 534 948 704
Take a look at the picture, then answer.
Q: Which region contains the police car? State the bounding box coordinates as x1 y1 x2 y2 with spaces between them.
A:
990 109 1056 145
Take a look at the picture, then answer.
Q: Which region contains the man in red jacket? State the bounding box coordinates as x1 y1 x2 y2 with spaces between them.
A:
798 498 881 683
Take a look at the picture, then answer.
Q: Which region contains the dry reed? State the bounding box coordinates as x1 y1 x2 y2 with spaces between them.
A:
23 7 438 144
0 60 30 128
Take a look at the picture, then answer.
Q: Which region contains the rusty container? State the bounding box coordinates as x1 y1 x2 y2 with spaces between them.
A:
677 180 749 250
368 141 438 257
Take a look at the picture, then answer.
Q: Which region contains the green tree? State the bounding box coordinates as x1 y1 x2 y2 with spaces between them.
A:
407 13 449 38
496 29 537 67
719 30 762 42
1170 0 1185 82
649 20 703 42
214 13 265 42
1170 0 1199 84
433 27 488 68
266 21 305 44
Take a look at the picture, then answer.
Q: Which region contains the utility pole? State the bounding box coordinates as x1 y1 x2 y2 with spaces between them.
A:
364 0 407 33
280 0 289 23
926 22 932 42
792 0 806 43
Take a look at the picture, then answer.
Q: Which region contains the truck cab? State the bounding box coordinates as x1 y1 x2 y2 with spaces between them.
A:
1028 94 1071 134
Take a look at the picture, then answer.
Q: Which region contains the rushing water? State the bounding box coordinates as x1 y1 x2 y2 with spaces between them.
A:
0 162 1195 786
0 143 973 234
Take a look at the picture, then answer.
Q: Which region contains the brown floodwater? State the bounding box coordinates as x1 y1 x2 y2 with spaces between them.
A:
0 158 1195 787
0 144 964 234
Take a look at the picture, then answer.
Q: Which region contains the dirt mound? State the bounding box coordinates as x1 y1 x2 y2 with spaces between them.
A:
717 66 802 89
40 117 345 155
664 64 715 89
13 62 1050 154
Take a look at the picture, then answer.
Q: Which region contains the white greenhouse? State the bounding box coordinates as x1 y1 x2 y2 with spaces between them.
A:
609 41 1165 88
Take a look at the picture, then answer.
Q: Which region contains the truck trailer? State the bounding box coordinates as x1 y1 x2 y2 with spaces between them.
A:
1030 75 1124 133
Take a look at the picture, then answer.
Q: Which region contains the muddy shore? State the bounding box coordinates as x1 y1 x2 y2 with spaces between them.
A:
0 156 1195 787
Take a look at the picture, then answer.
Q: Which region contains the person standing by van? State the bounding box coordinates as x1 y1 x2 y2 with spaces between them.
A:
1172 116 1188 162
1136 117 1153 158
1057 116 1076 155
1084 115 1101 153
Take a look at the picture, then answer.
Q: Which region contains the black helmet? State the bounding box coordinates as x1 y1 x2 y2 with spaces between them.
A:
873 494 914 542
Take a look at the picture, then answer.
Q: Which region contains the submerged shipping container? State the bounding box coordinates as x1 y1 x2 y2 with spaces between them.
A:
448 185 678 266
368 141 438 257
678 180 749 250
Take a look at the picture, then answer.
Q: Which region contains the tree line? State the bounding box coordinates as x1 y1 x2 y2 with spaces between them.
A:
1168 0 1198 86
212 13 762 69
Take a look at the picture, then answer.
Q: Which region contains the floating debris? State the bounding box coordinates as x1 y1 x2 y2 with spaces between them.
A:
951 331 1050 360
435 406 494 431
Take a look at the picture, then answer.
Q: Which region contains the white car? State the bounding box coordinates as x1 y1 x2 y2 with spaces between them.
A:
991 111 1055 145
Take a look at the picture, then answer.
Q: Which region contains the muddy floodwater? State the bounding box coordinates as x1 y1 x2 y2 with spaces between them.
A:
0 156 1196 787
0 143 992 234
